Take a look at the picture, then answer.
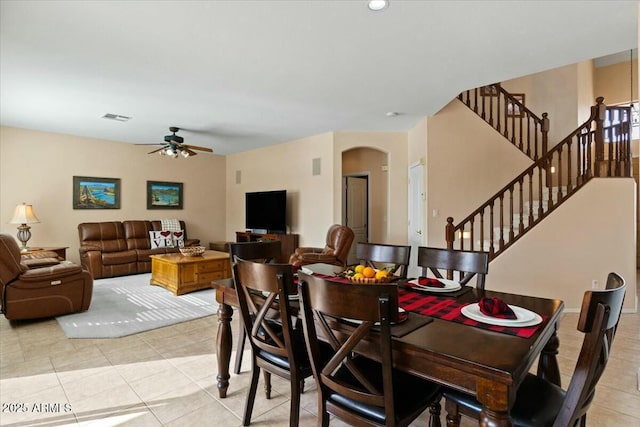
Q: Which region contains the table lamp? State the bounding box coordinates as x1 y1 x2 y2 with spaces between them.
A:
9 203 40 252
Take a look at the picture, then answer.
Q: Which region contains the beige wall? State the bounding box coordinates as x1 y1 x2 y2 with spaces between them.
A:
0 126 227 265
225 132 334 247
594 56 638 105
426 100 532 246
342 147 388 243
489 178 636 311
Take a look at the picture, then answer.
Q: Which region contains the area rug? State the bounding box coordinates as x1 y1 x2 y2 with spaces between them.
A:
56 273 219 339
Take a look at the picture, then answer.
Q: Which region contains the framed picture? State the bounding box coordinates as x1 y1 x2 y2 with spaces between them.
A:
73 176 121 209
507 93 525 117
480 84 498 96
147 181 183 209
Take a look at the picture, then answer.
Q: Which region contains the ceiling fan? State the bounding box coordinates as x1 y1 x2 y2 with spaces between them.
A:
139 127 213 157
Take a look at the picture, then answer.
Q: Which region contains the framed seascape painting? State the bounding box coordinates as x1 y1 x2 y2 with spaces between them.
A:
147 181 183 209
73 176 121 209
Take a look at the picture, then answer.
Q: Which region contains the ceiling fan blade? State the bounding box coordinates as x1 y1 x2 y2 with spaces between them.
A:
184 144 213 152
147 146 167 154
185 148 198 156
135 143 164 146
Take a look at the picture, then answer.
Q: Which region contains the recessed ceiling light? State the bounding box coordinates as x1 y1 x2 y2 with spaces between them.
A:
368 0 389 12
386 111 399 117
102 113 132 122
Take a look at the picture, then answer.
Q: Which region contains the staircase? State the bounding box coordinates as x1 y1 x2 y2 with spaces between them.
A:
446 95 632 261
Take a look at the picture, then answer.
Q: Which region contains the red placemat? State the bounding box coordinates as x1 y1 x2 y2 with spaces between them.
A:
398 289 546 338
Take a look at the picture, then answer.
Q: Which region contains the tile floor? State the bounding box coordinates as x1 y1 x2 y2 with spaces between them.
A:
1 279 638 427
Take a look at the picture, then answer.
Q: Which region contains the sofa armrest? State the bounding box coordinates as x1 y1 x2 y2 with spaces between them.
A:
293 247 323 256
298 253 339 264
21 258 61 269
79 244 102 254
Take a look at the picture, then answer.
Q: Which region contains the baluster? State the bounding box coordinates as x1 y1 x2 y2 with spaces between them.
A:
488 89 494 126
459 224 465 251
537 163 544 218
445 217 455 251
557 146 563 201
508 187 515 240
547 153 554 209
473 88 479 114
567 138 573 193
480 210 485 252
526 116 531 158
499 194 505 249
518 177 524 233
469 217 475 251
489 201 495 258
608 126 614 177
527 171 534 226
586 131 593 179
518 113 524 152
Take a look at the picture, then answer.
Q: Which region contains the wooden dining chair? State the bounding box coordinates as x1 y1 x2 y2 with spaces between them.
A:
355 242 411 279
229 241 282 374
417 246 489 289
233 257 312 427
443 273 626 427
298 272 442 427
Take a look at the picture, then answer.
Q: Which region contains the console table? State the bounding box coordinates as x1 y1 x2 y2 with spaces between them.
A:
235 231 298 263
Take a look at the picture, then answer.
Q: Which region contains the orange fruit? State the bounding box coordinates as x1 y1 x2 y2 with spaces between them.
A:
362 267 376 278
354 265 365 274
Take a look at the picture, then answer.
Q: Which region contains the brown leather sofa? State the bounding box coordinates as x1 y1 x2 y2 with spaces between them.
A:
289 224 354 267
0 234 93 320
78 220 199 279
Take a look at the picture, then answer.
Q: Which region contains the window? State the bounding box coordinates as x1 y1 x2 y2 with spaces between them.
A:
604 102 639 142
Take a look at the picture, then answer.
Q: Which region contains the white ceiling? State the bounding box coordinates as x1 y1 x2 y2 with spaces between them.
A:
1 1 637 155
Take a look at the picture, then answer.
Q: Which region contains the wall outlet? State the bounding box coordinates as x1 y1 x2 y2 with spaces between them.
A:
591 280 599 289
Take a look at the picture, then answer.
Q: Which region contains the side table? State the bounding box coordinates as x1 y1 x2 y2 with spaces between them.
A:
21 247 68 260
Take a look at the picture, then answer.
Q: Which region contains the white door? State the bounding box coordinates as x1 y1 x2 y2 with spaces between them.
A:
408 163 425 278
344 175 368 265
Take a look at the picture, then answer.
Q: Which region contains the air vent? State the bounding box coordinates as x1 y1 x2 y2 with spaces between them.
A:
102 113 132 122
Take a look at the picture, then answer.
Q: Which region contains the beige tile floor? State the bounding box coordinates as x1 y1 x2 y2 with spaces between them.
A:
1 279 638 427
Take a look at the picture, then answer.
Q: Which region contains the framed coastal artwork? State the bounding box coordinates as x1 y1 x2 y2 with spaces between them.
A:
147 181 183 209
73 176 121 209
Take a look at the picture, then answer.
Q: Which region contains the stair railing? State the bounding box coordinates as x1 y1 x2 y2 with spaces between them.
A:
446 97 631 260
458 83 550 161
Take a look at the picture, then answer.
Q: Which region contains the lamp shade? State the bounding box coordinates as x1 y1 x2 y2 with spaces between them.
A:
9 203 40 224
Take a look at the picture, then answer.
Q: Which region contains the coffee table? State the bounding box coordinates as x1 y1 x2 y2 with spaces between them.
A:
150 250 231 295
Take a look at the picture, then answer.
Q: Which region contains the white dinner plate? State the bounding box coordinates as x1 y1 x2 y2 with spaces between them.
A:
299 267 314 275
461 303 542 327
408 278 461 293
341 308 406 326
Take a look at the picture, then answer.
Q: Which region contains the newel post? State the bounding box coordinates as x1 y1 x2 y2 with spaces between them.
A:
594 96 606 177
541 112 549 156
445 217 455 250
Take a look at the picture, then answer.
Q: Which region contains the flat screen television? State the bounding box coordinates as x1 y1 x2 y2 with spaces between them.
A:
245 190 287 234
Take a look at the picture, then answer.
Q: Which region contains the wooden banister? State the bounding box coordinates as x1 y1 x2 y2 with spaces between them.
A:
459 83 550 160
446 97 631 261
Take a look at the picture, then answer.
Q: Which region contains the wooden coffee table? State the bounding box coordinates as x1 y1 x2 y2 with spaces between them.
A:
150 250 231 295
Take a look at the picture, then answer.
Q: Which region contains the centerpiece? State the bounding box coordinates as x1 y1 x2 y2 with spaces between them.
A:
338 264 397 284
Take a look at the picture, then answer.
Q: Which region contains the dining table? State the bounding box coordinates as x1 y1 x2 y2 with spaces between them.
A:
211 263 564 427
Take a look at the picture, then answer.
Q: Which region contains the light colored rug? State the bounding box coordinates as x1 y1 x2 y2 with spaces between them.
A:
56 273 219 339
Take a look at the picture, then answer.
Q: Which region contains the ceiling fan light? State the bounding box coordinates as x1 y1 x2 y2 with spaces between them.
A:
181 150 190 158
159 149 166 156
165 148 175 156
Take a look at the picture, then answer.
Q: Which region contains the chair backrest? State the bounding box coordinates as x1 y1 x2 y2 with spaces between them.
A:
553 275 626 427
229 240 281 264
417 246 489 289
355 242 411 279
298 273 400 423
232 257 302 372
324 224 354 265
0 234 25 286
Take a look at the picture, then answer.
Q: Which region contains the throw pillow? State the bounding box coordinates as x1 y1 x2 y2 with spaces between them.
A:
172 230 185 248
149 230 174 249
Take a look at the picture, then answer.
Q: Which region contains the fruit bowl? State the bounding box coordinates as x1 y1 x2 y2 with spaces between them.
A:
347 275 395 284
338 265 397 284
179 246 206 257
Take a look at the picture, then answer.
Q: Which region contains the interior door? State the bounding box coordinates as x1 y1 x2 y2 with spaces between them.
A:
408 163 425 278
344 175 368 265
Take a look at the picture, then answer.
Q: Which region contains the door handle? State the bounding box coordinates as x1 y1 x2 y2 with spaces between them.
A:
416 230 422 235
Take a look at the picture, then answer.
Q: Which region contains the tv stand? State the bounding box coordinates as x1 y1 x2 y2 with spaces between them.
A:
235 231 299 263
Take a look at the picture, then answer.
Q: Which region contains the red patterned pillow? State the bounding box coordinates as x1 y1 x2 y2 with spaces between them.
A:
149 231 174 249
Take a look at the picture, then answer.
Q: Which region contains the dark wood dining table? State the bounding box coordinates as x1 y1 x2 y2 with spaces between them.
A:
211 264 564 427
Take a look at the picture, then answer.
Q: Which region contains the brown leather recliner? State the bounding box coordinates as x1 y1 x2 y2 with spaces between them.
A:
0 234 93 320
289 224 354 267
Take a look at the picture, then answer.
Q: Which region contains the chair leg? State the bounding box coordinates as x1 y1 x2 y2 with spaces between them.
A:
289 376 303 427
444 399 461 427
234 320 246 374
263 371 272 399
243 366 260 426
429 400 442 427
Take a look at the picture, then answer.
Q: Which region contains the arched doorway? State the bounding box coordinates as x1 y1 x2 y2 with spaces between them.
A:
342 147 389 264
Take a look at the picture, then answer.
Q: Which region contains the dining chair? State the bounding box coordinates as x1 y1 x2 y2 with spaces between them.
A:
229 241 282 375
232 256 312 427
443 273 626 427
298 272 442 427
355 242 411 279
417 246 489 289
